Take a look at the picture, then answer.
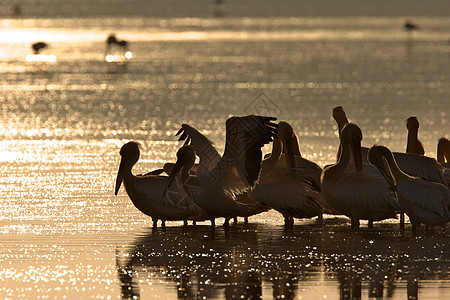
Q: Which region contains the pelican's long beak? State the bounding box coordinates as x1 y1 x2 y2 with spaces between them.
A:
283 135 296 169
162 158 184 197
373 156 396 189
115 157 125 195
352 139 362 171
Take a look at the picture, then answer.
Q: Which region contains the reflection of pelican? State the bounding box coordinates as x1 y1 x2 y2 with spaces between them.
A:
248 122 323 226
405 116 425 155
368 145 450 232
333 106 448 187
164 115 278 227
321 123 400 229
114 141 207 227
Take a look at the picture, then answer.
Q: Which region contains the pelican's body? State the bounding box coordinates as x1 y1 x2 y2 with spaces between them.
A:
165 115 278 226
321 123 400 228
333 106 448 188
437 137 450 187
248 122 323 226
115 142 206 227
368 145 450 231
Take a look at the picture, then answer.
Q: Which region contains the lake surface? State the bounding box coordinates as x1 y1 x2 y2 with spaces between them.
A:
0 0 449 298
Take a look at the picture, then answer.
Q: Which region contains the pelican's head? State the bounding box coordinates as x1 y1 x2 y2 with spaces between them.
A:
341 123 363 171
406 116 420 131
437 137 450 164
115 141 142 195
277 121 296 168
163 145 196 197
368 145 396 188
332 106 349 130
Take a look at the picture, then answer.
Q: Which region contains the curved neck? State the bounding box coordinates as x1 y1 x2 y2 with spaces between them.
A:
292 133 301 156
382 151 409 181
437 140 449 164
261 138 282 176
325 139 351 180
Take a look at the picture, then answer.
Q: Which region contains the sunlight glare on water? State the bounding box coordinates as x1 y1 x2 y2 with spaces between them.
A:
0 0 449 298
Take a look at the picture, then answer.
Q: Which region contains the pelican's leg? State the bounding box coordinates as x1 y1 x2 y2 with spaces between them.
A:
317 214 323 226
244 217 249 225
400 213 405 231
368 220 374 229
289 216 294 227
193 220 197 226
152 219 157 228
183 220 188 227
210 218 215 228
283 215 290 227
351 218 359 230
224 218 230 227
233 217 238 224
161 220 166 228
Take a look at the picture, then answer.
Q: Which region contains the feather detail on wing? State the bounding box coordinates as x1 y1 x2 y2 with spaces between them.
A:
324 171 401 215
133 175 203 216
176 124 221 175
207 115 278 197
392 152 448 188
397 179 450 219
249 182 322 218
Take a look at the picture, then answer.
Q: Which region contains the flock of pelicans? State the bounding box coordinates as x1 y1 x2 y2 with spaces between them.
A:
114 106 450 232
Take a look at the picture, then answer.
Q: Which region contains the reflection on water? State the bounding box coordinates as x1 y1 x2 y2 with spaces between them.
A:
116 222 449 299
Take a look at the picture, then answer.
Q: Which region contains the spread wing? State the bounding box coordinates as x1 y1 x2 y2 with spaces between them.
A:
176 124 221 175
206 115 278 197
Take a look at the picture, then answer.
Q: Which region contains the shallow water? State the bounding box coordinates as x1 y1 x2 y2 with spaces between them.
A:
0 0 449 299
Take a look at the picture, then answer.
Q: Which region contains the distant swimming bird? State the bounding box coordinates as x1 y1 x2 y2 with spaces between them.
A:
368 145 450 232
332 106 448 188
405 116 425 156
106 34 128 53
321 123 400 229
115 141 207 227
32 42 48 54
164 115 278 227
404 21 419 31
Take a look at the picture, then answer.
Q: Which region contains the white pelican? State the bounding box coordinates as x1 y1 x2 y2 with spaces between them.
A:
437 137 450 168
368 145 450 232
405 116 425 155
437 137 450 187
247 122 323 227
164 115 278 227
268 123 323 192
332 106 448 187
321 123 401 229
115 141 207 227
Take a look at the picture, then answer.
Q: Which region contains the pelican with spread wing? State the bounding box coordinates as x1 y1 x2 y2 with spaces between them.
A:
164 115 278 227
115 141 207 227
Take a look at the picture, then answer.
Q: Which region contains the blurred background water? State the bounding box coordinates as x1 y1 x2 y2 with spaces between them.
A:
0 0 449 298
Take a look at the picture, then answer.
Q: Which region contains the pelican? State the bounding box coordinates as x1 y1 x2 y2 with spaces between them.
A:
321 123 401 229
247 122 323 227
368 145 450 232
115 141 207 227
32 42 48 54
268 123 323 191
405 116 425 155
164 115 278 227
437 137 450 186
332 106 448 188
437 137 450 168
